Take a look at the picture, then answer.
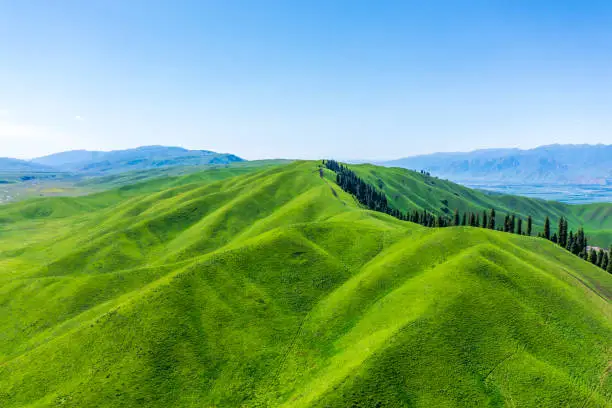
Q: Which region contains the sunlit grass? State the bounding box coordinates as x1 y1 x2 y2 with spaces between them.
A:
0 161 609 407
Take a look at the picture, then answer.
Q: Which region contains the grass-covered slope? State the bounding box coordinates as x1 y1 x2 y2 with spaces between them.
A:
75 159 289 190
0 159 286 204
0 161 610 407
0 160 284 223
350 163 612 247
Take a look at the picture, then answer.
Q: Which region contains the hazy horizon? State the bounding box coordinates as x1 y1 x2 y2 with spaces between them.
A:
2 1 612 160
3 142 606 163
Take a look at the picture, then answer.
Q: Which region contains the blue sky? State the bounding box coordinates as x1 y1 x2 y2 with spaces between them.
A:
1 1 611 160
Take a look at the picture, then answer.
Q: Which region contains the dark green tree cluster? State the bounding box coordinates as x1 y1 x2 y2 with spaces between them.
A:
557 217 569 248
503 214 517 233
585 245 611 272
323 160 452 227
453 209 527 234
407 209 451 227
564 225 588 258
452 209 531 237
537 216 610 273
453 211 490 227
323 160 390 213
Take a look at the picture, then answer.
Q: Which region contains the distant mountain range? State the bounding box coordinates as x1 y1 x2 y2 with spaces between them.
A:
0 158 54 173
0 146 244 175
3 143 610 185
380 144 612 185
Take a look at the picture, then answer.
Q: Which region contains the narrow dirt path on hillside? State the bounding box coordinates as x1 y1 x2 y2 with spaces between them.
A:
483 344 522 382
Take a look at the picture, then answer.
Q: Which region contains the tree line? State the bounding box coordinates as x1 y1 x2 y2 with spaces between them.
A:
323 160 611 273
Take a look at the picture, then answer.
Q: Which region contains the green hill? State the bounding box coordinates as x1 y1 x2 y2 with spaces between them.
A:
0 161 610 407
0 159 285 205
350 163 612 247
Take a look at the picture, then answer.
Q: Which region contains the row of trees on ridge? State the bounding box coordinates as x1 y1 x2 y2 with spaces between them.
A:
322 160 611 273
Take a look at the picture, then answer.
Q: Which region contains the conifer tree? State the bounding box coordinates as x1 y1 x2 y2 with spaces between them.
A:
527 216 532 236
510 214 516 234
558 217 568 248
574 229 583 254
602 252 608 272
567 231 574 251
544 216 551 240
597 249 605 268
324 160 399 222
461 213 467 226
608 247 612 273
482 211 488 230
588 248 598 265
453 209 460 226
517 218 522 235
488 208 496 230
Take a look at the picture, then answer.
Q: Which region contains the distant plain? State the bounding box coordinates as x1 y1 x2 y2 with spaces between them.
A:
460 183 612 204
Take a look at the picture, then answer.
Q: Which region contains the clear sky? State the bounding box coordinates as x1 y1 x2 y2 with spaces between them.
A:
1 1 611 160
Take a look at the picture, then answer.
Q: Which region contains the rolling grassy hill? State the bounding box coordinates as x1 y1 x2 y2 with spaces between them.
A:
0 161 610 407
0 147 252 204
75 160 290 191
350 163 612 247
0 160 286 205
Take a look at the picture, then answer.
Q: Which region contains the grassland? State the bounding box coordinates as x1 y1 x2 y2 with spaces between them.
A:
0 160 287 204
0 161 610 407
4 160 609 247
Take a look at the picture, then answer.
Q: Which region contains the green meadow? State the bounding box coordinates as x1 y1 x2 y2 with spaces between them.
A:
0 161 610 407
